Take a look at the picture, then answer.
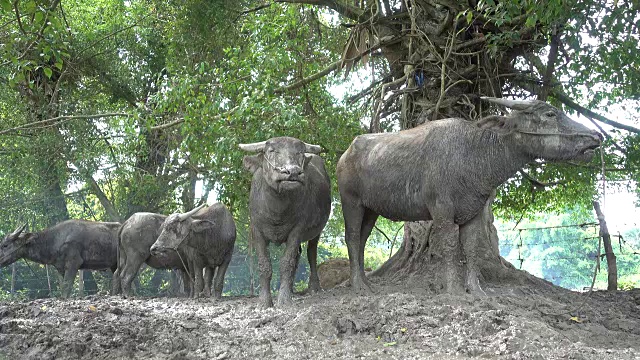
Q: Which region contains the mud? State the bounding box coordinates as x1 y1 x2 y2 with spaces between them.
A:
1 279 639 359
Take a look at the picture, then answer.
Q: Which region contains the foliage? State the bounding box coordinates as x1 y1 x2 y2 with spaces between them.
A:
498 208 640 290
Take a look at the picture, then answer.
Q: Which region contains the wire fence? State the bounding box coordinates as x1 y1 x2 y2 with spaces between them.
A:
3 221 640 299
498 222 640 290
1 247 314 299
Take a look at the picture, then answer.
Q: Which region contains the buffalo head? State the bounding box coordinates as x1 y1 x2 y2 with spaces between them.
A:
0 223 30 267
479 97 602 162
240 137 322 192
150 204 212 255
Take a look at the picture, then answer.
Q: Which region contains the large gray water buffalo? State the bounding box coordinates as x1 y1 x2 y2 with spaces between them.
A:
337 97 602 294
0 220 121 298
150 203 236 299
241 136 331 307
112 212 197 297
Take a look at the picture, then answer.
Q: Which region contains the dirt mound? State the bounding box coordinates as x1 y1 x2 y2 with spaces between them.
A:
1 283 639 359
318 258 350 290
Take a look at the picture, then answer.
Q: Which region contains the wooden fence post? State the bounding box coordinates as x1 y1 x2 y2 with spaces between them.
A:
11 263 16 294
78 269 85 296
593 201 617 291
46 265 52 296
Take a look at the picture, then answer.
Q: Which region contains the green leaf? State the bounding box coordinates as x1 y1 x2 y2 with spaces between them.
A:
466 11 473 25
34 11 44 24
1 0 12 12
43 67 53 79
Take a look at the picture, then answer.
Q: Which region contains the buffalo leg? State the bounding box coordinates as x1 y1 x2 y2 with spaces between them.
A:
191 261 205 298
277 237 301 307
460 217 486 296
358 209 378 280
61 256 82 298
307 235 321 292
111 247 126 295
121 255 145 297
289 245 302 294
203 267 214 297
254 231 274 307
342 200 371 293
431 199 465 294
213 257 231 299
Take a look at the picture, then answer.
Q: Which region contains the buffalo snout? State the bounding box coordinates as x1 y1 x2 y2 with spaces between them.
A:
590 129 604 142
150 244 168 256
278 164 302 176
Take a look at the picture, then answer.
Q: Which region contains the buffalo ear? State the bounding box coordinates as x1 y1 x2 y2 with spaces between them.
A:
476 115 513 134
303 154 313 168
243 155 262 174
191 220 215 233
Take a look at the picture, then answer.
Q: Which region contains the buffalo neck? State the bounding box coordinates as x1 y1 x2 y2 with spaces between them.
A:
252 171 307 222
24 230 57 265
471 129 534 192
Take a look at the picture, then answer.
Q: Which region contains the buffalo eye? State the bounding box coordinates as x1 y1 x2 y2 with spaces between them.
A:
544 111 556 119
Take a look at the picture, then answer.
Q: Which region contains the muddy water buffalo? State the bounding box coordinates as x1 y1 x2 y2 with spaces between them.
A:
112 212 198 297
337 97 602 294
150 203 236 299
240 137 331 307
0 220 121 298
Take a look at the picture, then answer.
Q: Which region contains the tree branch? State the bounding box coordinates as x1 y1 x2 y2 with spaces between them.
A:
552 91 640 134
238 2 273 18
275 34 403 94
518 170 565 188
275 61 341 94
274 0 364 21
538 27 560 101
0 113 131 135
148 107 238 131
84 173 123 223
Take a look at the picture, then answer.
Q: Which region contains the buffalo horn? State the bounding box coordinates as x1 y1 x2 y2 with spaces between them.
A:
177 203 206 221
304 143 322 154
239 141 267 152
10 223 27 237
481 97 536 111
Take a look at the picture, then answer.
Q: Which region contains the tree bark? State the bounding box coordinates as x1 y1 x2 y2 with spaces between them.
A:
84 173 123 222
593 201 617 291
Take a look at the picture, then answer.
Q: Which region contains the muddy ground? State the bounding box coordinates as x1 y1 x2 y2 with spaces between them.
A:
1 278 640 359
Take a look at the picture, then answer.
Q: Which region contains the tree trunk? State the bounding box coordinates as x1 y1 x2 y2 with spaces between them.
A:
593 201 617 291
373 193 529 291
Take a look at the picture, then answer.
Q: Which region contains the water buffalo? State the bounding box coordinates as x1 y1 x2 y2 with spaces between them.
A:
112 212 197 297
150 203 236 299
240 136 331 307
337 97 602 294
0 220 121 298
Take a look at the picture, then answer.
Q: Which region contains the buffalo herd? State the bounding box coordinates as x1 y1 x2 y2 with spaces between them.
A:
0 98 602 306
